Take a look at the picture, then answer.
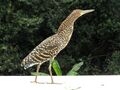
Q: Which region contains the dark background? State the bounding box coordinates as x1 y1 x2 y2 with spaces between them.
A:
0 0 120 75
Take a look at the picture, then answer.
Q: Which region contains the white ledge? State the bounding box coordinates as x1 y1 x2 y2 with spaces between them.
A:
0 76 120 90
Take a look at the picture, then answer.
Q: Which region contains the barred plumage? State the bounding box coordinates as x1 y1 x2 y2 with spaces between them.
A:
21 9 94 84
22 34 62 69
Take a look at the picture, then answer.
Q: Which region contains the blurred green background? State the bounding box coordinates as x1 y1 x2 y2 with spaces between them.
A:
0 0 120 75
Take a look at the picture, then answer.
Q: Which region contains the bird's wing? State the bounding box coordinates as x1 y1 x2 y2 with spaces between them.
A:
33 41 60 61
34 34 61 58
31 35 60 61
22 34 61 68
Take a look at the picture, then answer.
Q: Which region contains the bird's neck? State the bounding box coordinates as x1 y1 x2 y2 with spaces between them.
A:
57 12 80 33
56 13 80 44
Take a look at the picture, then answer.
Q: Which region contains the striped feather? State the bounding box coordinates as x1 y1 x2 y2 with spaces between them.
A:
21 34 62 69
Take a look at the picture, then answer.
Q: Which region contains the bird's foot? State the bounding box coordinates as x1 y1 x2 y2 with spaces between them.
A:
31 81 44 84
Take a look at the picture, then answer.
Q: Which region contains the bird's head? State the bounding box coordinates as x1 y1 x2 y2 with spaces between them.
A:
58 9 94 31
71 9 94 17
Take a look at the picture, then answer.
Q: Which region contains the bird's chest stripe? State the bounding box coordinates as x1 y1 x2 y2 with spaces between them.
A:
31 55 41 62
35 54 46 61
39 52 52 58
48 47 59 56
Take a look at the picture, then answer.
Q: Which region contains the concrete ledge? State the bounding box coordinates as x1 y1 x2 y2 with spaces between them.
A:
0 76 120 90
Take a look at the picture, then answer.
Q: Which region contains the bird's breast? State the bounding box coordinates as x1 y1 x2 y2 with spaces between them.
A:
58 26 74 50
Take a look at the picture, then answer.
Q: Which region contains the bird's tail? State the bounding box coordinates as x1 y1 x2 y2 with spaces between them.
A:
21 56 38 69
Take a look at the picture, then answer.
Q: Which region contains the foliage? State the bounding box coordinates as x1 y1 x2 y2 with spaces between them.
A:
107 51 120 74
67 62 83 75
31 72 49 76
31 60 83 76
52 59 62 76
0 0 120 75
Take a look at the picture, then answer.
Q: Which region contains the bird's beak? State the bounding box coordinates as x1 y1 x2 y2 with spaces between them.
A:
81 9 94 16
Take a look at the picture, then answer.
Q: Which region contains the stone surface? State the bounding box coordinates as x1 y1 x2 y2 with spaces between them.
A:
0 76 120 90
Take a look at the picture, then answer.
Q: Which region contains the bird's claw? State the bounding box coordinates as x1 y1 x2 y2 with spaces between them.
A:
31 81 44 84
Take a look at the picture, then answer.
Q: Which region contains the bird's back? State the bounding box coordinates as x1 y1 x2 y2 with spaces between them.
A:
21 34 62 69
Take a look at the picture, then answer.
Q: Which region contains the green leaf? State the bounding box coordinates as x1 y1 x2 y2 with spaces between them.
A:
31 72 49 76
67 71 78 76
52 59 62 76
71 62 84 71
67 62 83 75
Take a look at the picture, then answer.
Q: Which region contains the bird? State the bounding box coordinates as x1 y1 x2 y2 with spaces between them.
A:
21 9 94 84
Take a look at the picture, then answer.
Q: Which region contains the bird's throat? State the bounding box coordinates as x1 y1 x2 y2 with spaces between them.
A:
57 11 80 33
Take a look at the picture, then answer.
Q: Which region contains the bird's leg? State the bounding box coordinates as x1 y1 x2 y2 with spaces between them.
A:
35 64 41 82
31 64 41 84
48 59 54 84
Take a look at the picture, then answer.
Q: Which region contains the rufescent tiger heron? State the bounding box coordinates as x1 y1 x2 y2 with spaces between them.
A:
21 9 94 84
